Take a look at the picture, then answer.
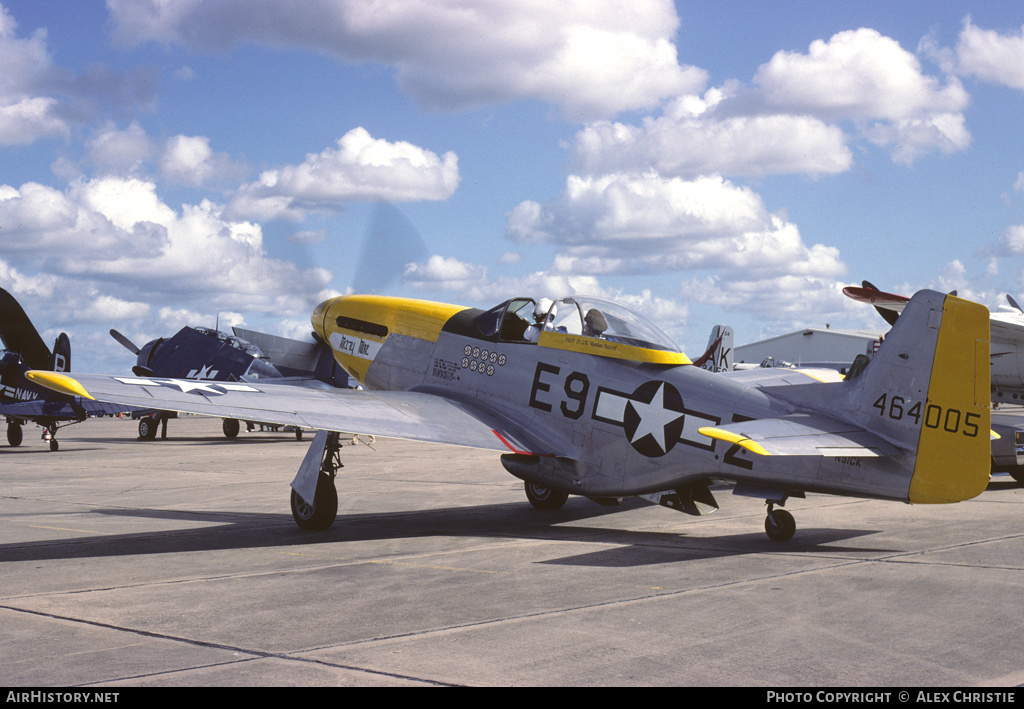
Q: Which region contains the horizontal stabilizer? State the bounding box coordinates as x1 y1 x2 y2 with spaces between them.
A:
700 414 901 457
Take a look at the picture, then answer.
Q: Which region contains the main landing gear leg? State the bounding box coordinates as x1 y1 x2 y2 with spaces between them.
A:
289 430 342 530
764 502 796 542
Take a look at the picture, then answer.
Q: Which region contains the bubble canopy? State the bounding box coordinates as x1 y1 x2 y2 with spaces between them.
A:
543 296 681 352
475 295 681 354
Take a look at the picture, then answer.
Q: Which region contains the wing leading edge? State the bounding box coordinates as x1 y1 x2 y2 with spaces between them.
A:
26 370 524 453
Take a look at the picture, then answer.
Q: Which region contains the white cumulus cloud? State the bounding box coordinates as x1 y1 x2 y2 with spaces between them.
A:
572 97 852 179
0 175 334 319
227 127 460 220
107 0 704 120
160 134 250 187
506 173 846 279
951 17 1024 91
753 28 971 163
0 6 68 144
755 28 968 120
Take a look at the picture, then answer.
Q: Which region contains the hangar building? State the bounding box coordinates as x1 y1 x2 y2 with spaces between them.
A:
735 327 885 374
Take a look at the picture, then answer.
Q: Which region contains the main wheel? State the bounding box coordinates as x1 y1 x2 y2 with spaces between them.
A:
138 417 157 440
49 439 59 452
290 476 338 530
7 422 23 447
765 508 796 541
222 418 240 438
524 481 569 510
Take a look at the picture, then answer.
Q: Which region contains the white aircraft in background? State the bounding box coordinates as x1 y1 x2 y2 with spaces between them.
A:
845 281 1024 405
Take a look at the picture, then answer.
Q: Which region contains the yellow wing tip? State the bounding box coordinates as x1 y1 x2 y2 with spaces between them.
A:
25 370 95 400
698 426 770 456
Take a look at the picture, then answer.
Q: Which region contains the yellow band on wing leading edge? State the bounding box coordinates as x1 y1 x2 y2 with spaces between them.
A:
698 427 771 456
25 370 95 400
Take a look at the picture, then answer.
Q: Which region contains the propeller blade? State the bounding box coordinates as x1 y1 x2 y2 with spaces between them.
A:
1008 294 1024 315
351 202 428 295
109 329 140 355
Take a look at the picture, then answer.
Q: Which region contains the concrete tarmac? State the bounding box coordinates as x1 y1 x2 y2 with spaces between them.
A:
2 415 1024 687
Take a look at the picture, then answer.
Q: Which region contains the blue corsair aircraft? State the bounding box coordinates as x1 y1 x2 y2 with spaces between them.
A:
109 323 349 440
0 287 125 450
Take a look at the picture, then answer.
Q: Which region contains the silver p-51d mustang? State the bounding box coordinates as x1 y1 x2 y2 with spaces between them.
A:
29 289 991 541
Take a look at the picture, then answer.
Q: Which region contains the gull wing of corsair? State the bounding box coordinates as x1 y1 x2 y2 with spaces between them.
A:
29 289 991 541
0 287 125 450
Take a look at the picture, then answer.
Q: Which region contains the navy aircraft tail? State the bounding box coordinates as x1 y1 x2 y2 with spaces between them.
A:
50 332 70 372
0 287 70 372
693 325 734 372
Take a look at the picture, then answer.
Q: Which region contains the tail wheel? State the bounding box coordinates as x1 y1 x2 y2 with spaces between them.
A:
291 475 338 530
765 508 796 542
524 481 569 510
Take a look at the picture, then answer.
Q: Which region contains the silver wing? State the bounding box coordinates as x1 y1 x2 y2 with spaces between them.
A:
26 371 527 453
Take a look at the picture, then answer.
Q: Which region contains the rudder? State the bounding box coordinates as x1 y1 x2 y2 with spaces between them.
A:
908 294 990 503
838 290 990 503
695 325 734 372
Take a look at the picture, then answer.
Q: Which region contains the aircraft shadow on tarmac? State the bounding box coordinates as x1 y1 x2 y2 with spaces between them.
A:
1 432 309 453
0 496 887 567
78 433 308 447
986 477 1023 492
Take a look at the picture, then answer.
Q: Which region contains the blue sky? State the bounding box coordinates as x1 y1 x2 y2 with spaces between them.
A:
2 1 1024 373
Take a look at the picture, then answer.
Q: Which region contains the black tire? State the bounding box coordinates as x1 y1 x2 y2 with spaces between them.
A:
7 422 23 447
49 439 59 452
222 418 240 438
290 476 338 530
524 480 569 510
138 417 157 440
295 428 303 441
765 508 796 542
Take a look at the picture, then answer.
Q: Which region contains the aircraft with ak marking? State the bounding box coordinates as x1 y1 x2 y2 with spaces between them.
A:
28 289 991 541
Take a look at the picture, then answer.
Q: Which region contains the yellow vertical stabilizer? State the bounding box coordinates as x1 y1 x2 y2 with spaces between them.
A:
908 295 990 504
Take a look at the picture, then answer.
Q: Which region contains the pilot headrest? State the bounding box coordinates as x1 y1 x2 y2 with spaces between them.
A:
584 308 607 335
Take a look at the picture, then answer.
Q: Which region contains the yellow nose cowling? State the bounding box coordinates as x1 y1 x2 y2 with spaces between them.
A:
312 295 467 385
